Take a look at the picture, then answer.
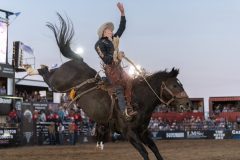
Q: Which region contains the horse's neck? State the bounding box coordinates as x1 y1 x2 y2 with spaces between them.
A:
132 79 161 124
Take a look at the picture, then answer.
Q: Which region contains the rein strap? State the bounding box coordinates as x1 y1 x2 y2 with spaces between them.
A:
123 56 167 105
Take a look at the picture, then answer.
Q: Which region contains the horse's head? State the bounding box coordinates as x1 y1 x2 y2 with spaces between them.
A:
158 68 191 112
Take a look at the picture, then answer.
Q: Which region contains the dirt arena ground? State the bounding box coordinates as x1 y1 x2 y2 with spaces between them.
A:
1 140 240 160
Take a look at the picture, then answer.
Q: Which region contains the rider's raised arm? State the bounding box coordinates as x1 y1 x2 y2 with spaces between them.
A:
114 2 126 38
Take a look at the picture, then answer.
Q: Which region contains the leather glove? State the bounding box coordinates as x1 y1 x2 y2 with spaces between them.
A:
113 51 119 63
117 51 125 61
113 36 119 51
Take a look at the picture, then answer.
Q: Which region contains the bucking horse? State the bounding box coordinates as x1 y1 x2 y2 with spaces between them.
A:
28 13 191 160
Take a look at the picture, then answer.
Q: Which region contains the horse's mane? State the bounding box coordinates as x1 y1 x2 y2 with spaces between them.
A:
133 68 179 86
147 68 179 80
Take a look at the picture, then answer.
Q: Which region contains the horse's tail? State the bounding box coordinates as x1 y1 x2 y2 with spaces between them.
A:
46 12 83 61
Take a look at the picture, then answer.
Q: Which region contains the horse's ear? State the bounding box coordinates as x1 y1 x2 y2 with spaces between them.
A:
171 67 179 77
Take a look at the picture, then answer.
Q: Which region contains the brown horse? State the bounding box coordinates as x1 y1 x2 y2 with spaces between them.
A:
36 13 191 160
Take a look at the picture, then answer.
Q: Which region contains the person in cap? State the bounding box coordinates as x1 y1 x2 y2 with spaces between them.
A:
95 2 137 119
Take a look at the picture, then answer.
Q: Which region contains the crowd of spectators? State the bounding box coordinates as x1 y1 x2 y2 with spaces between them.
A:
213 104 240 114
5 89 240 144
148 115 239 132
32 99 95 145
149 103 240 133
154 104 203 113
15 90 47 102
5 91 95 145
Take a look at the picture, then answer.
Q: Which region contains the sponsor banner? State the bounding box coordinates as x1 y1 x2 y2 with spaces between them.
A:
212 130 232 140
151 131 166 140
0 96 12 115
0 63 14 78
0 128 18 145
21 102 34 145
151 131 185 139
186 130 208 139
151 130 233 140
151 131 162 140
32 102 48 112
165 131 185 139
0 96 22 115
231 130 240 139
213 130 225 140
36 122 53 145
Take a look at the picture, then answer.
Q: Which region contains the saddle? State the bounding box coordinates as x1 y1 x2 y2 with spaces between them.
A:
68 76 137 121
97 78 138 121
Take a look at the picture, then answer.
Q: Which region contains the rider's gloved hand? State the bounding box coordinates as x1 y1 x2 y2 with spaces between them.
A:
113 37 119 50
113 51 119 63
117 51 125 61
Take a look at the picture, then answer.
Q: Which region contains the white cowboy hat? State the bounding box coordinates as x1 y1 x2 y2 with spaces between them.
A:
97 22 114 38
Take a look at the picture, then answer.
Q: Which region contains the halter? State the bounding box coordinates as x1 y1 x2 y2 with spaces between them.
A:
160 81 188 106
123 56 188 106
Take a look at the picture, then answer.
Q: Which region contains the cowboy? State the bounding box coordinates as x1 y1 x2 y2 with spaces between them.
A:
95 2 137 118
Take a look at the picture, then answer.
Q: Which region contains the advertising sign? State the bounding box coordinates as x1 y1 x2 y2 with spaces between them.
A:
231 130 240 139
186 131 208 139
213 130 226 139
33 102 48 112
165 131 185 139
0 96 12 115
0 21 7 64
0 63 14 78
21 102 34 145
0 128 18 145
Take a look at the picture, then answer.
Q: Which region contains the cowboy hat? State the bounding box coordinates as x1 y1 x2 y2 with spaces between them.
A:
97 22 114 38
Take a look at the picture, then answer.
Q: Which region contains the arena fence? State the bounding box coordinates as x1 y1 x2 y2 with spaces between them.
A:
1 128 240 146
150 130 240 140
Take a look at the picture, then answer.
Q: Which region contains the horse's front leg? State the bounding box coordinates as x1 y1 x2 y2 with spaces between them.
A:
126 130 150 160
140 131 164 160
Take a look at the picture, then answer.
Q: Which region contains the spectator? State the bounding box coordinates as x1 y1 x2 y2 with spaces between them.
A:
0 85 6 95
236 116 240 129
8 108 18 124
68 119 75 145
48 122 56 145
57 123 65 145
38 125 44 145
33 110 39 121
61 93 68 103
39 110 46 122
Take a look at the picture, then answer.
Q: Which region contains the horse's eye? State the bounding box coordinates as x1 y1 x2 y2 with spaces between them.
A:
177 79 183 87
173 85 177 88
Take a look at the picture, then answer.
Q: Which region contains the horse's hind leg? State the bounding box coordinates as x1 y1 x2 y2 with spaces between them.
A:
127 131 150 160
96 141 99 148
140 131 164 160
